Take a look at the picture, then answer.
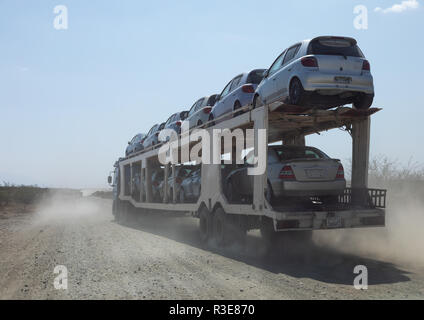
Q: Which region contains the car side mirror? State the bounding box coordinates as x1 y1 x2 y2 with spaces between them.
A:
107 176 112 184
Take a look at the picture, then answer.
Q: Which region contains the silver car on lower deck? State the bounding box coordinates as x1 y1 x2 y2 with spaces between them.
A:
224 145 346 202
254 36 374 110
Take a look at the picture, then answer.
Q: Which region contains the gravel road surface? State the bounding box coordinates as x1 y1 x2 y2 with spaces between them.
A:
1 196 423 299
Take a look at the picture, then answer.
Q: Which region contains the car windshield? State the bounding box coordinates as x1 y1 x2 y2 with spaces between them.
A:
274 147 329 161
308 38 364 58
247 69 266 84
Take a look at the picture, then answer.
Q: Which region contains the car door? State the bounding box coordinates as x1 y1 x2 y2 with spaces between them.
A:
261 50 286 104
226 74 243 112
214 78 235 118
274 44 301 100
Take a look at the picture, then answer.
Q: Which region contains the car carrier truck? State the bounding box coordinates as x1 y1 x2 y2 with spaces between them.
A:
108 102 386 247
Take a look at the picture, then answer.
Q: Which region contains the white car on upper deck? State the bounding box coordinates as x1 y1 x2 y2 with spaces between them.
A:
253 36 374 110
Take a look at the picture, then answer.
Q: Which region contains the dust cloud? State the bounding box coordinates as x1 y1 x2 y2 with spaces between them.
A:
32 192 109 226
313 180 424 268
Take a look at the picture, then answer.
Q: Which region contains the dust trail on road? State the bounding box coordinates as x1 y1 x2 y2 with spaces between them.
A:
32 194 106 225
314 182 424 268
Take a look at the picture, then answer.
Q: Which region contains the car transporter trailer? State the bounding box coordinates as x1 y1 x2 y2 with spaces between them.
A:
110 102 386 247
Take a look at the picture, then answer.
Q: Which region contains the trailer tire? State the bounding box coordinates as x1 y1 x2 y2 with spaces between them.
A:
199 207 212 244
213 207 232 247
260 216 278 245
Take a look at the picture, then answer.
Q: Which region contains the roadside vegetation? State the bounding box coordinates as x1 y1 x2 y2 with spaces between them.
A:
0 183 48 211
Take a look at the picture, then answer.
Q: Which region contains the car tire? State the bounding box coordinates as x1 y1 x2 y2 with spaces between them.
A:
265 181 274 205
233 101 242 117
208 114 215 127
179 189 185 203
353 93 373 110
226 180 239 203
253 94 262 108
289 78 308 106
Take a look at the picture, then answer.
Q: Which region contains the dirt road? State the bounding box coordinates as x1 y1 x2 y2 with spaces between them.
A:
1 196 423 299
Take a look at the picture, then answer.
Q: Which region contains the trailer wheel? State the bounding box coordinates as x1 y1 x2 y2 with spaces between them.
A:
260 216 278 245
199 207 212 244
213 207 232 247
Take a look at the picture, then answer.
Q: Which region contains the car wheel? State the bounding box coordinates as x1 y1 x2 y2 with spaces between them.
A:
265 182 274 205
233 101 242 117
208 113 215 127
253 94 262 108
289 78 307 106
179 189 185 203
353 93 373 110
226 180 238 203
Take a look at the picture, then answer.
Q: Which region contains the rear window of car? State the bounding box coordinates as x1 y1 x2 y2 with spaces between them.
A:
206 95 218 106
308 38 364 57
275 147 328 161
247 69 266 84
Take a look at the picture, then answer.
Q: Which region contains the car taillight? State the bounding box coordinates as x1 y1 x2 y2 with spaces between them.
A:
175 121 182 127
279 165 296 180
153 181 159 186
362 60 370 71
336 164 344 180
241 84 255 93
203 107 212 114
301 56 318 68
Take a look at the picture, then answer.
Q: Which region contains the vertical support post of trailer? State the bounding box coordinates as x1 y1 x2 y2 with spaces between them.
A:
130 163 133 199
172 164 176 203
351 117 370 205
140 160 144 203
252 106 268 211
145 158 152 203
164 163 169 203
120 163 125 200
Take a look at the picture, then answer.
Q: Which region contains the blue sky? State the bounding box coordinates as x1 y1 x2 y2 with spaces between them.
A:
0 0 422 188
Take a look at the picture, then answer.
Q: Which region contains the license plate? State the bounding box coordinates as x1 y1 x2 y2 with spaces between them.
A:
334 76 352 83
327 216 342 228
306 169 324 178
